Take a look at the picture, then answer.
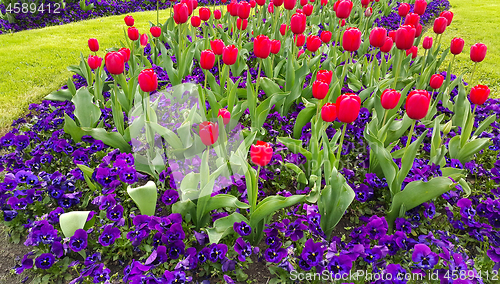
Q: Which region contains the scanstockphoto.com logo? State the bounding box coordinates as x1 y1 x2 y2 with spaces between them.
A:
290 270 445 282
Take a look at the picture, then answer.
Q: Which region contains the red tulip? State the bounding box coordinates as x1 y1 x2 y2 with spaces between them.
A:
268 2 274 13
470 43 487 63
273 0 284 6
306 35 322 52
297 49 305 58
380 37 393 53
406 90 430 120
200 49 216 70
140 34 148 47
250 0 256 8
320 31 332 43
181 0 195 15
361 0 369 8
250 141 273 167
284 0 297 10
138 69 158 92
395 25 416 51
150 26 162 38
173 3 189 24
303 4 313 15
336 93 361 123
199 121 219 146
105 52 124 75
256 0 265 5
238 1 251 19
254 35 272 58
222 45 239 65
422 36 433 50
433 17 447 34
380 89 401 110
388 30 396 41
404 13 420 27
398 3 410 17
450 37 464 55
406 46 418 59
364 7 373 17
414 0 427 15
469 85 490 105
88 55 102 70
340 19 346 27
280 24 288 36
88 38 99 52
321 103 337 122
228 2 239 16
342 27 361 52
271 40 281 54
316 70 333 84
191 16 201 27
312 80 329 99
127 27 139 41
415 24 423 37
118 48 130 62
300 0 307 6
369 27 387 48
320 0 327 6
237 18 248 30
214 9 222 19
211 39 225 55
218 108 231 125
335 0 353 19
124 15 134 26
440 11 453 26
290 13 306 34
295 34 305 47
199 7 211 21
429 74 444 89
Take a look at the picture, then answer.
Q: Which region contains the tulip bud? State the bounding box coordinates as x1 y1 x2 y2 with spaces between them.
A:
335 0 353 19
138 69 158 93
256 0 265 6
199 121 219 146
415 24 423 37
118 47 130 62
127 27 139 41
105 52 125 75
320 0 327 6
238 1 251 19
140 34 148 47
214 9 222 19
218 108 231 125
300 0 307 6
297 49 305 58
404 13 420 27
295 34 306 47
380 37 393 53
469 85 490 105
250 0 256 8
280 24 288 36
336 93 361 123
250 141 273 167
268 2 274 13
211 39 225 55
342 27 361 52
414 0 427 15
254 35 272 58
88 38 99 52
406 90 431 120
306 35 322 52
321 103 337 122
222 45 239 65
173 3 189 24
88 55 103 70
316 70 333 84
150 26 162 38
395 25 416 51
380 89 401 110
124 15 134 26
364 7 372 17
433 17 448 34
429 74 444 89
274 0 284 6
470 43 487 63
361 0 369 8
312 80 329 100
450 37 464 55
422 36 433 50
290 13 307 34
369 27 387 48
442 120 453 135
200 49 216 70
237 18 248 30
340 19 346 27
320 31 332 43
199 7 211 21
406 46 418 59
284 0 297 10
303 4 313 16
271 40 281 54
191 16 201 27
440 11 453 26
398 3 410 17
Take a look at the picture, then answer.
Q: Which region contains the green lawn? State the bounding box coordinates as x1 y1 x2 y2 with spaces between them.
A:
423 0 500 96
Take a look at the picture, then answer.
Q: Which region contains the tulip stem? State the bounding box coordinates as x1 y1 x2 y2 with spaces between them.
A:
392 49 402 89
472 104 477 117
419 49 427 75
204 70 208 89
336 123 347 169
251 165 261 215
156 0 159 26
406 120 416 149
469 62 478 89
382 109 388 126
255 59 262 96
218 57 221 85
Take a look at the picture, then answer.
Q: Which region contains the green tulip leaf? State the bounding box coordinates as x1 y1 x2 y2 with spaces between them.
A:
127 181 158 216
59 211 91 238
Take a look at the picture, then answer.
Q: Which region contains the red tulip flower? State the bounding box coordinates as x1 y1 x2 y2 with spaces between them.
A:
320 0 327 6
199 7 211 21
361 0 369 8
273 0 284 6
380 37 393 53
404 13 420 27
284 0 297 10
173 3 189 24
422 36 433 50
238 1 251 19
88 38 99 52
138 69 158 92
237 18 248 30
433 17 448 34
250 141 273 167
150 26 162 38
303 4 313 15
200 50 216 70
300 0 307 6
140 34 148 47
450 37 464 55
414 0 427 15
256 0 265 5
128 27 139 41
336 93 361 123
218 108 231 125
395 25 416 51
380 89 401 110
228 2 238 16
335 0 353 19
199 121 219 146
222 45 239 65
88 55 102 70
312 80 329 99
124 15 134 26
320 31 332 43
290 13 306 34
191 16 201 27
406 46 418 59
406 90 431 120
321 103 337 122
364 7 372 17
440 11 453 26
415 24 423 37
211 40 225 55
254 35 272 59
398 3 410 17
268 2 274 13
369 27 387 48
295 34 306 47
470 43 487 63
250 0 256 8
342 27 361 52
271 40 281 54
306 35 322 52
429 74 444 89
316 70 333 84
469 85 490 105
388 30 396 41
214 9 222 19
280 24 288 36
118 48 130 62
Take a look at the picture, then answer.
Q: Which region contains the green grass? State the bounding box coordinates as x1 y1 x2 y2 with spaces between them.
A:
422 0 500 97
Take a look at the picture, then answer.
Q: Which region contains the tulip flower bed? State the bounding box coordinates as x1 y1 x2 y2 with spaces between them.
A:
2 0 500 283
